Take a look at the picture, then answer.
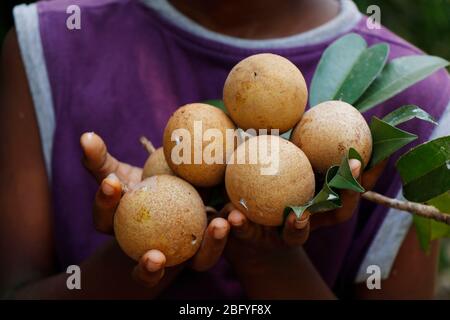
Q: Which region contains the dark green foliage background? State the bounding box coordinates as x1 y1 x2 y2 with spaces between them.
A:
355 0 450 60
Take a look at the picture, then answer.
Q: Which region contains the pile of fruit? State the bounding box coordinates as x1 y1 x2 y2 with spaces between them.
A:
114 53 373 266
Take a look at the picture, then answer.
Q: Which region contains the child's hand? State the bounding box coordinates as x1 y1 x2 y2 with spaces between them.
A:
223 159 385 272
80 132 230 288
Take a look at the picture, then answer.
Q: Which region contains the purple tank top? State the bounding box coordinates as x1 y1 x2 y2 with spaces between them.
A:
30 0 449 298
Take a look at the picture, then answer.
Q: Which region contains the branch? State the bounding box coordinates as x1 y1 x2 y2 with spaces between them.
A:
362 191 450 225
140 136 156 154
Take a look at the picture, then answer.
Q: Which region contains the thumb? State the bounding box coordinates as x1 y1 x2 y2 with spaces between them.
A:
80 132 120 183
93 173 123 234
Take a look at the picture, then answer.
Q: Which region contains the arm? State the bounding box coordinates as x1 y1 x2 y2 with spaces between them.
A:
354 226 439 299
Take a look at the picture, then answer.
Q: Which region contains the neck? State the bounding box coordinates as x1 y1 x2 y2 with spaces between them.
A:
168 0 340 39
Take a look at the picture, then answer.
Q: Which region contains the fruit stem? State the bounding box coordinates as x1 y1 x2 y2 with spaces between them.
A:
362 191 450 225
140 136 156 155
205 206 219 216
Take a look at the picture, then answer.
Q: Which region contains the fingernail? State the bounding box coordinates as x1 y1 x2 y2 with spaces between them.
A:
213 226 227 239
102 182 115 196
295 214 309 229
83 132 94 141
295 220 308 229
349 159 361 175
107 173 119 182
232 218 243 227
145 258 162 272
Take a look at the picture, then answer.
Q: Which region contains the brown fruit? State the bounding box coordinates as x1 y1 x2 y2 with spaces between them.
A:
223 53 308 133
142 147 174 179
163 103 236 187
225 135 315 226
114 175 207 266
290 100 372 174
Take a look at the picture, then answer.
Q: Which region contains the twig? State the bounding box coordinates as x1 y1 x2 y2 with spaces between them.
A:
140 136 156 154
362 191 450 225
205 206 219 216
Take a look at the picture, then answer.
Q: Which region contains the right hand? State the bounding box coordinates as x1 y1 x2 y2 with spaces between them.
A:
80 132 230 288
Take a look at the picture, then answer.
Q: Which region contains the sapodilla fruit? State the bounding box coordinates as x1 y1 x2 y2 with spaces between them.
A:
140 137 174 179
225 135 315 226
114 175 207 266
290 100 372 174
163 103 236 187
142 148 174 178
223 53 308 133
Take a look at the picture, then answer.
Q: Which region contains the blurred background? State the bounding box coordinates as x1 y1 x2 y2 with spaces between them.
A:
0 0 449 298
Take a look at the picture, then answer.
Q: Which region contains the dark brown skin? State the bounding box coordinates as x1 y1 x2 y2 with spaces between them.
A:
0 0 438 299
170 0 340 39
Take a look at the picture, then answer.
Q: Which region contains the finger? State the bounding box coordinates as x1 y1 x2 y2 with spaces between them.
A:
310 160 362 230
310 189 360 230
330 159 362 224
80 132 120 183
132 250 166 288
362 159 388 190
92 173 122 234
190 218 230 272
333 185 360 224
219 203 236 219
349 159 362 179
227 210 261 241
282 211 310 246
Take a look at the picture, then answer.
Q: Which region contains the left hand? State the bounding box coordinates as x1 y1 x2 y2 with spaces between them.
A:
80 132 230 288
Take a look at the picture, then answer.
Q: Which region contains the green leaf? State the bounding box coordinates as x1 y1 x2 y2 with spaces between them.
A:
427 193 450 247
407 192 450 253
284 205 309 221
280 129 292 140
397 138 450 251
285 167 342 219
368 117 417 168
204 99 228 114
396 136 450 202
284 149 365 220
333 43 390 104
426 191 450 213
413 192 450 252
310 33 367 106
308 167 342 213
413 215 433 252
328 148 365 192
356 55 449 112
382 105 438 127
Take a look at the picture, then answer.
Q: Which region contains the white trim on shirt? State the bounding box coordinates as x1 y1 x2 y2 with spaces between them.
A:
13 3 55 178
